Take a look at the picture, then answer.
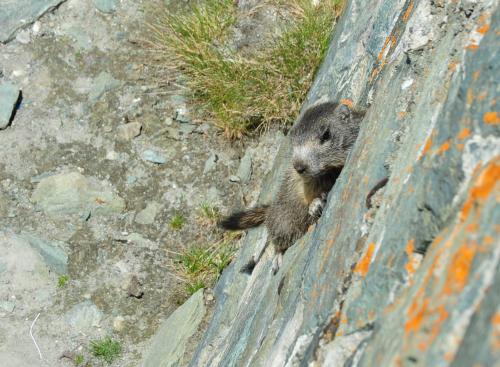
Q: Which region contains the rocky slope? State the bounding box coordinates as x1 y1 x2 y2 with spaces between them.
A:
178 0 499 366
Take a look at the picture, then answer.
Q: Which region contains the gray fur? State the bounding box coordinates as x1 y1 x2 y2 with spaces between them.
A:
220 101 365 254
266 101 365 252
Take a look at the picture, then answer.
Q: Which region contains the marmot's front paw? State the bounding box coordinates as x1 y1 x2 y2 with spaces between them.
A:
308 193 327 219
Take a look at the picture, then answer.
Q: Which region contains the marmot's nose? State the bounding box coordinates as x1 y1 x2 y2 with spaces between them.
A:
293 161 307 174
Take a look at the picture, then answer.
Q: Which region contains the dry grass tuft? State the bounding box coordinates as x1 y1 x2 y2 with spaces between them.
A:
149 0 344 138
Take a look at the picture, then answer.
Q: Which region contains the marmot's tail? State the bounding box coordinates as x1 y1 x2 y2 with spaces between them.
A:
219 206 268 230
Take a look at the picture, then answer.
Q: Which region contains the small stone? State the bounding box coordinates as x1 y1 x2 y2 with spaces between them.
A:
21 233 68 274
229 175 241 183
106 150 119 160
89 72 121 102
126 275 144 299
203 152 218 174
116 122 142 141
174 106 191 124
113 316 126 332
65 301 103 331
0 83 21 129
94 0 117 13
0 301 15 313
127 175 137 185
143 150 167 164
135 202 161 225
16 29 30 44
31 172 125 218
32 21 41 35
237 150 252 183
179 123 196 135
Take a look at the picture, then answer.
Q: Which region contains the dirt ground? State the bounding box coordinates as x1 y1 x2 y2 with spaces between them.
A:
0 0 283 365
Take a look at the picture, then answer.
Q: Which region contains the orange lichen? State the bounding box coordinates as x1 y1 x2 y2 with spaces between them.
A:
435 140 451 155
491 312 500 350
443 244 476 295
398 111 407 119
405 239 416 276
418 136 433 160
483 111 500 125
466 44 479 50
95 198 106 204
457 128 471 140
405 297 429 334
402 0 414 22
340 98 354 108
477 24 490 34
460 161 500 220
467 89 474 105
448 61 459 72
472 70 481 81
354 243 375 277
477 91 488 101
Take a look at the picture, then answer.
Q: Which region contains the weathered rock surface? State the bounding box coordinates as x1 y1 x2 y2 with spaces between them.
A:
0 83 20 129
189 1 500 366
31 171 125 218
0 0 64 43
143 289 206 367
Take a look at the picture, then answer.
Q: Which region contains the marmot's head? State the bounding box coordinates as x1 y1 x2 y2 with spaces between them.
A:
289 101 365 179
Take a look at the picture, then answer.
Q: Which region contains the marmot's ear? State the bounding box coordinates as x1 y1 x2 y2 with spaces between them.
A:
338 103 351 118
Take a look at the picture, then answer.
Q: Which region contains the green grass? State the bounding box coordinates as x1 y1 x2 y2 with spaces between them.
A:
74 354 84 366
175 233 239 295
170 213 186 230
90 337 122 364
198 202 220 225
150 0 344 138
57 275 69 288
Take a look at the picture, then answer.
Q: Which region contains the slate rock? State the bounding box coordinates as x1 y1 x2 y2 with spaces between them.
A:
89 72 121 102
203 152 218 174
188 1 500 367
116 122 142 141
31 172 125 219
135 202 161 225
0 83 20 129
236 150 252 183
21 233 68 275
143 150 167 164
65 301 103 331
94 0 117 13
143 289 206 367
0 0 64 43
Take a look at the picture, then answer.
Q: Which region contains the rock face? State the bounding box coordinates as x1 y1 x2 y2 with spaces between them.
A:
32 171 125 219
189 1 500 366
0 0 65 43
143 289 206 367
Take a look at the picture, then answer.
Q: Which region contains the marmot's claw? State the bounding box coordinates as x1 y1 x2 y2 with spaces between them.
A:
308 197 325 218
272 252 283 275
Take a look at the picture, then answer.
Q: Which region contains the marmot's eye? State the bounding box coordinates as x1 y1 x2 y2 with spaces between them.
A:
320 129 331 143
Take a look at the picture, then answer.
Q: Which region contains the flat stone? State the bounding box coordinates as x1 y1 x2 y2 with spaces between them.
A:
89 72 121 102
94 0 117 13
21 233 68 275
135 202 161 225
31 172 125 219
143 150 167 164
0 301 15 313
0 83 20 129
236 150 252 183
65 301 103 332
229 175 240 183
0 0 64 43
143 289 206 367
116 122 142 141
203 152 218 174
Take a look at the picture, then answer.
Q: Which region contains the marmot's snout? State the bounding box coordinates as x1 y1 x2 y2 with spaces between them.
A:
293 160 307 174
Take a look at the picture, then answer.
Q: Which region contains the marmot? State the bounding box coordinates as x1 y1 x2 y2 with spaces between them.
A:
220 101 365 254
